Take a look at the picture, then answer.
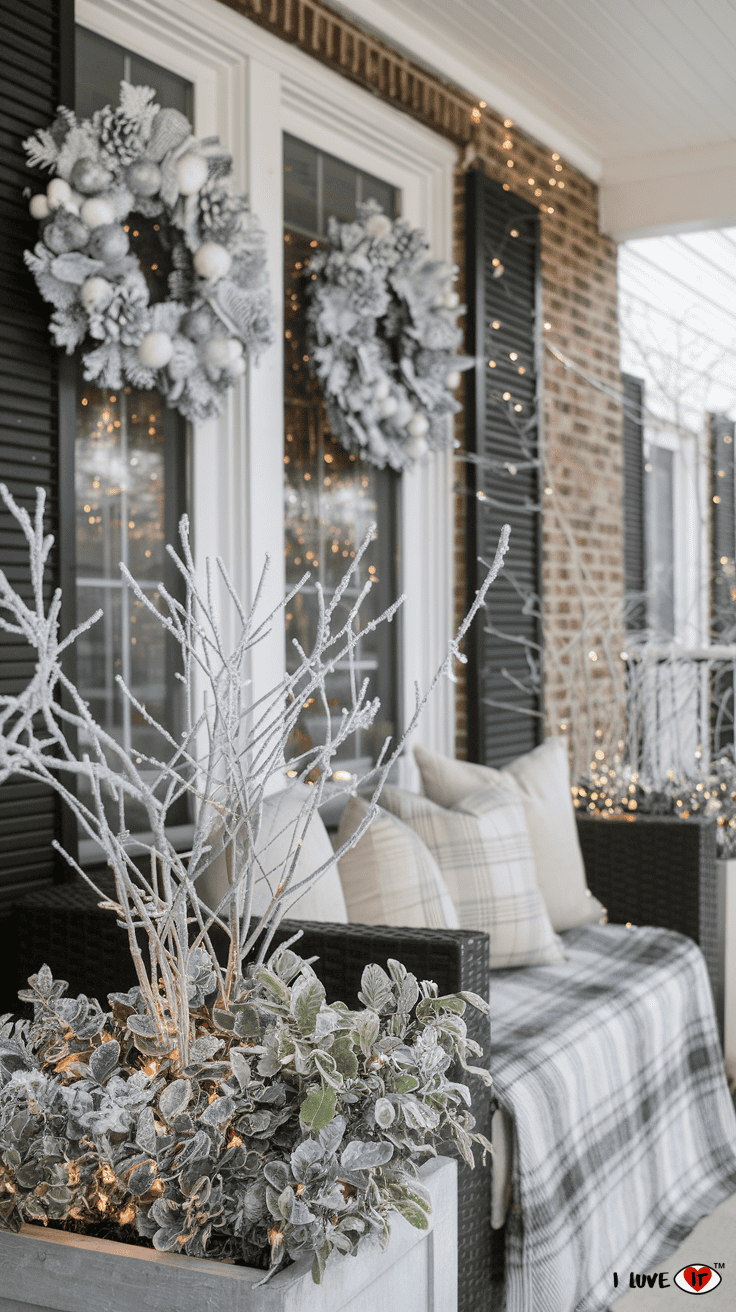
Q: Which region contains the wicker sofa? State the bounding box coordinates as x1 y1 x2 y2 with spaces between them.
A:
0 811 724 1312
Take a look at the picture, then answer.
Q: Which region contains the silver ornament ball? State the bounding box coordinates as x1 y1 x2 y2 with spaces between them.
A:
87 224 130 263
70 157 113 195
125 158 162 197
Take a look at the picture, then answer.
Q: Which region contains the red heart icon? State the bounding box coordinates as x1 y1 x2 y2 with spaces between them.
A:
683 1267 714 1291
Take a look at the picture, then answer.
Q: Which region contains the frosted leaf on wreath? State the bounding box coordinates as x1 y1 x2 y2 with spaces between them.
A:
22 83 273 421
305 199 473 472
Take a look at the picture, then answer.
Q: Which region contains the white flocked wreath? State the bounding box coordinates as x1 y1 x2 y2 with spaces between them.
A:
23 83 272 421
305 200 472 472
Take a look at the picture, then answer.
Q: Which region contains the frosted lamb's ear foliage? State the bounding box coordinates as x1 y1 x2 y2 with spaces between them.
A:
0 479 509 1069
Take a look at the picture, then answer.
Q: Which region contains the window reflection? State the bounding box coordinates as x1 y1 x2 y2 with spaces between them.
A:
283 138 399 773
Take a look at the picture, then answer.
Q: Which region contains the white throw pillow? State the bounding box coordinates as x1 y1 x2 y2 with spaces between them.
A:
379 784 564 969
195 782 348 924
337 795 459 929
413 739 606 933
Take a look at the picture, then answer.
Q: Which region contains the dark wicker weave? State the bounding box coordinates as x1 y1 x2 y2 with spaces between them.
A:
2 877 491 1312
575 813 721 1028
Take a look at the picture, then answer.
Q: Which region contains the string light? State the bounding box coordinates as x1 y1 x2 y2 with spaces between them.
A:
504 118 513 127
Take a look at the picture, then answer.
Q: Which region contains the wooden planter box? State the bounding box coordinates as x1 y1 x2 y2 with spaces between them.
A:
0 1157 456 1312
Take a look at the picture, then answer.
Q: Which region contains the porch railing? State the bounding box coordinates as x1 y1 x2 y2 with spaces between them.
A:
625 645 736 778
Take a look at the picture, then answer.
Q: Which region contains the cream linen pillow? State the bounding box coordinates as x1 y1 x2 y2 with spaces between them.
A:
379 783 564 969
337 795 459 929
413 739 606 933
196 782 348 924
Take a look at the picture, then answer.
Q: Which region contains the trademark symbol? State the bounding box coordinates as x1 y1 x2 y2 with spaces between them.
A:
715 1262 725 1269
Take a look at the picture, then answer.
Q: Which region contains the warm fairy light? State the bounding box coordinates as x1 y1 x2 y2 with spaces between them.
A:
502 139 513 150
504 118 513 127
547 207 555 213
507 160 514 168
509 352 518 360
492 320 501 329
714 495 721 504
502 391 511 400
588 650 598 661
544 322 551 330
552 153 560 160
471 107 481 122
479 100 487 108
514 403 523 411
503 183 510 191
333 769 353 781
510 229 519 238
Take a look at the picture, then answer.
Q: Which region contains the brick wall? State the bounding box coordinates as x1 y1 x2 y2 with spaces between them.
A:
219 0 625 762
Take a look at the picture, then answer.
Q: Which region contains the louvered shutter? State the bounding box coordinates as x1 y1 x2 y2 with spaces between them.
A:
710 412 736 753
0 0 74 900
464 170 542 767
622 373 646 634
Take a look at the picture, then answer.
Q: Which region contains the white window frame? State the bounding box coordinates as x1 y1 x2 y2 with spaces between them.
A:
644 421 710 647
78 0 459 778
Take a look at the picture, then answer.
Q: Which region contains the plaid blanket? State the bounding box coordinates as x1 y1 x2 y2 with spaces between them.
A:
491 923 736 1312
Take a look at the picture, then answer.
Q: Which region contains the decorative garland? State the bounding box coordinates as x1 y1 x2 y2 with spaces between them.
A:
23 83 272 422
305 201 472 472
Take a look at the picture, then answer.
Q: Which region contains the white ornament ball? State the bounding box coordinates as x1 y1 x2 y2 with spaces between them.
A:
204 338 232 370
364 213 392 239
406 435 429 460
80 197 115 229
378 395 398 418
81 276 113 313
46 177 72 210
406 412 429 439
194 242 232 282
176 154 209 196
226 339 244 363
138 331 174 369
29 194 50 220
61 199 80 216
347 390 364 411
227 356 246 377
374 377 391 401
446 370 461 390
394 397 414 428
444 290 460 309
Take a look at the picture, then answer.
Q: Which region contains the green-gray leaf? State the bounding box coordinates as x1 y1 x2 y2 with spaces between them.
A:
300 1085 337 1133
291 975 325 1035
159 1078 192 1123
357 964 393 1013
332 1034 359 1080
89 1039 120 1085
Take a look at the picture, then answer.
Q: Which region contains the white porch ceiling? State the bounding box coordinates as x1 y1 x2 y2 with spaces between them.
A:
333 0 736 240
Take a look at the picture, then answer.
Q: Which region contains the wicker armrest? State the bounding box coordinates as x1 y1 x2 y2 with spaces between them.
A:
575 812 721 1026
3 884 491 1312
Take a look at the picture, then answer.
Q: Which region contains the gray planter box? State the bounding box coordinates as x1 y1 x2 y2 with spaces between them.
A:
0 1157 456 1312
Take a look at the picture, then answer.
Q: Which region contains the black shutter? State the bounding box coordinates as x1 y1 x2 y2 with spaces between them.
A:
464 171 542 767
0 0 74 900
709 412 736 753
622 373 646 633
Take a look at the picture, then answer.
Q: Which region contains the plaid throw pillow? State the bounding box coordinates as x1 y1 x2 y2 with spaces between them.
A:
337 795 459 929
413 740 607 933
380 784 564 969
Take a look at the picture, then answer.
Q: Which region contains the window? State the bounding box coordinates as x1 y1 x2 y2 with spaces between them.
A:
74 29 191 836
283 135 399 772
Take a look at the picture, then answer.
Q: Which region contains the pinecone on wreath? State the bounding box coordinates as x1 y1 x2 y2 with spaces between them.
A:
199 180 241 239
96 105 145 167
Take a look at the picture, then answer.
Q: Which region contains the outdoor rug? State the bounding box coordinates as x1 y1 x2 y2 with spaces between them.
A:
490 922 736 1312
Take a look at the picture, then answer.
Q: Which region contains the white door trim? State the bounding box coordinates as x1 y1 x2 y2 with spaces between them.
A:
78 0 459 769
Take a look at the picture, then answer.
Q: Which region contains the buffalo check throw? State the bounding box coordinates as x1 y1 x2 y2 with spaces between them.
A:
491 923 736 1312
